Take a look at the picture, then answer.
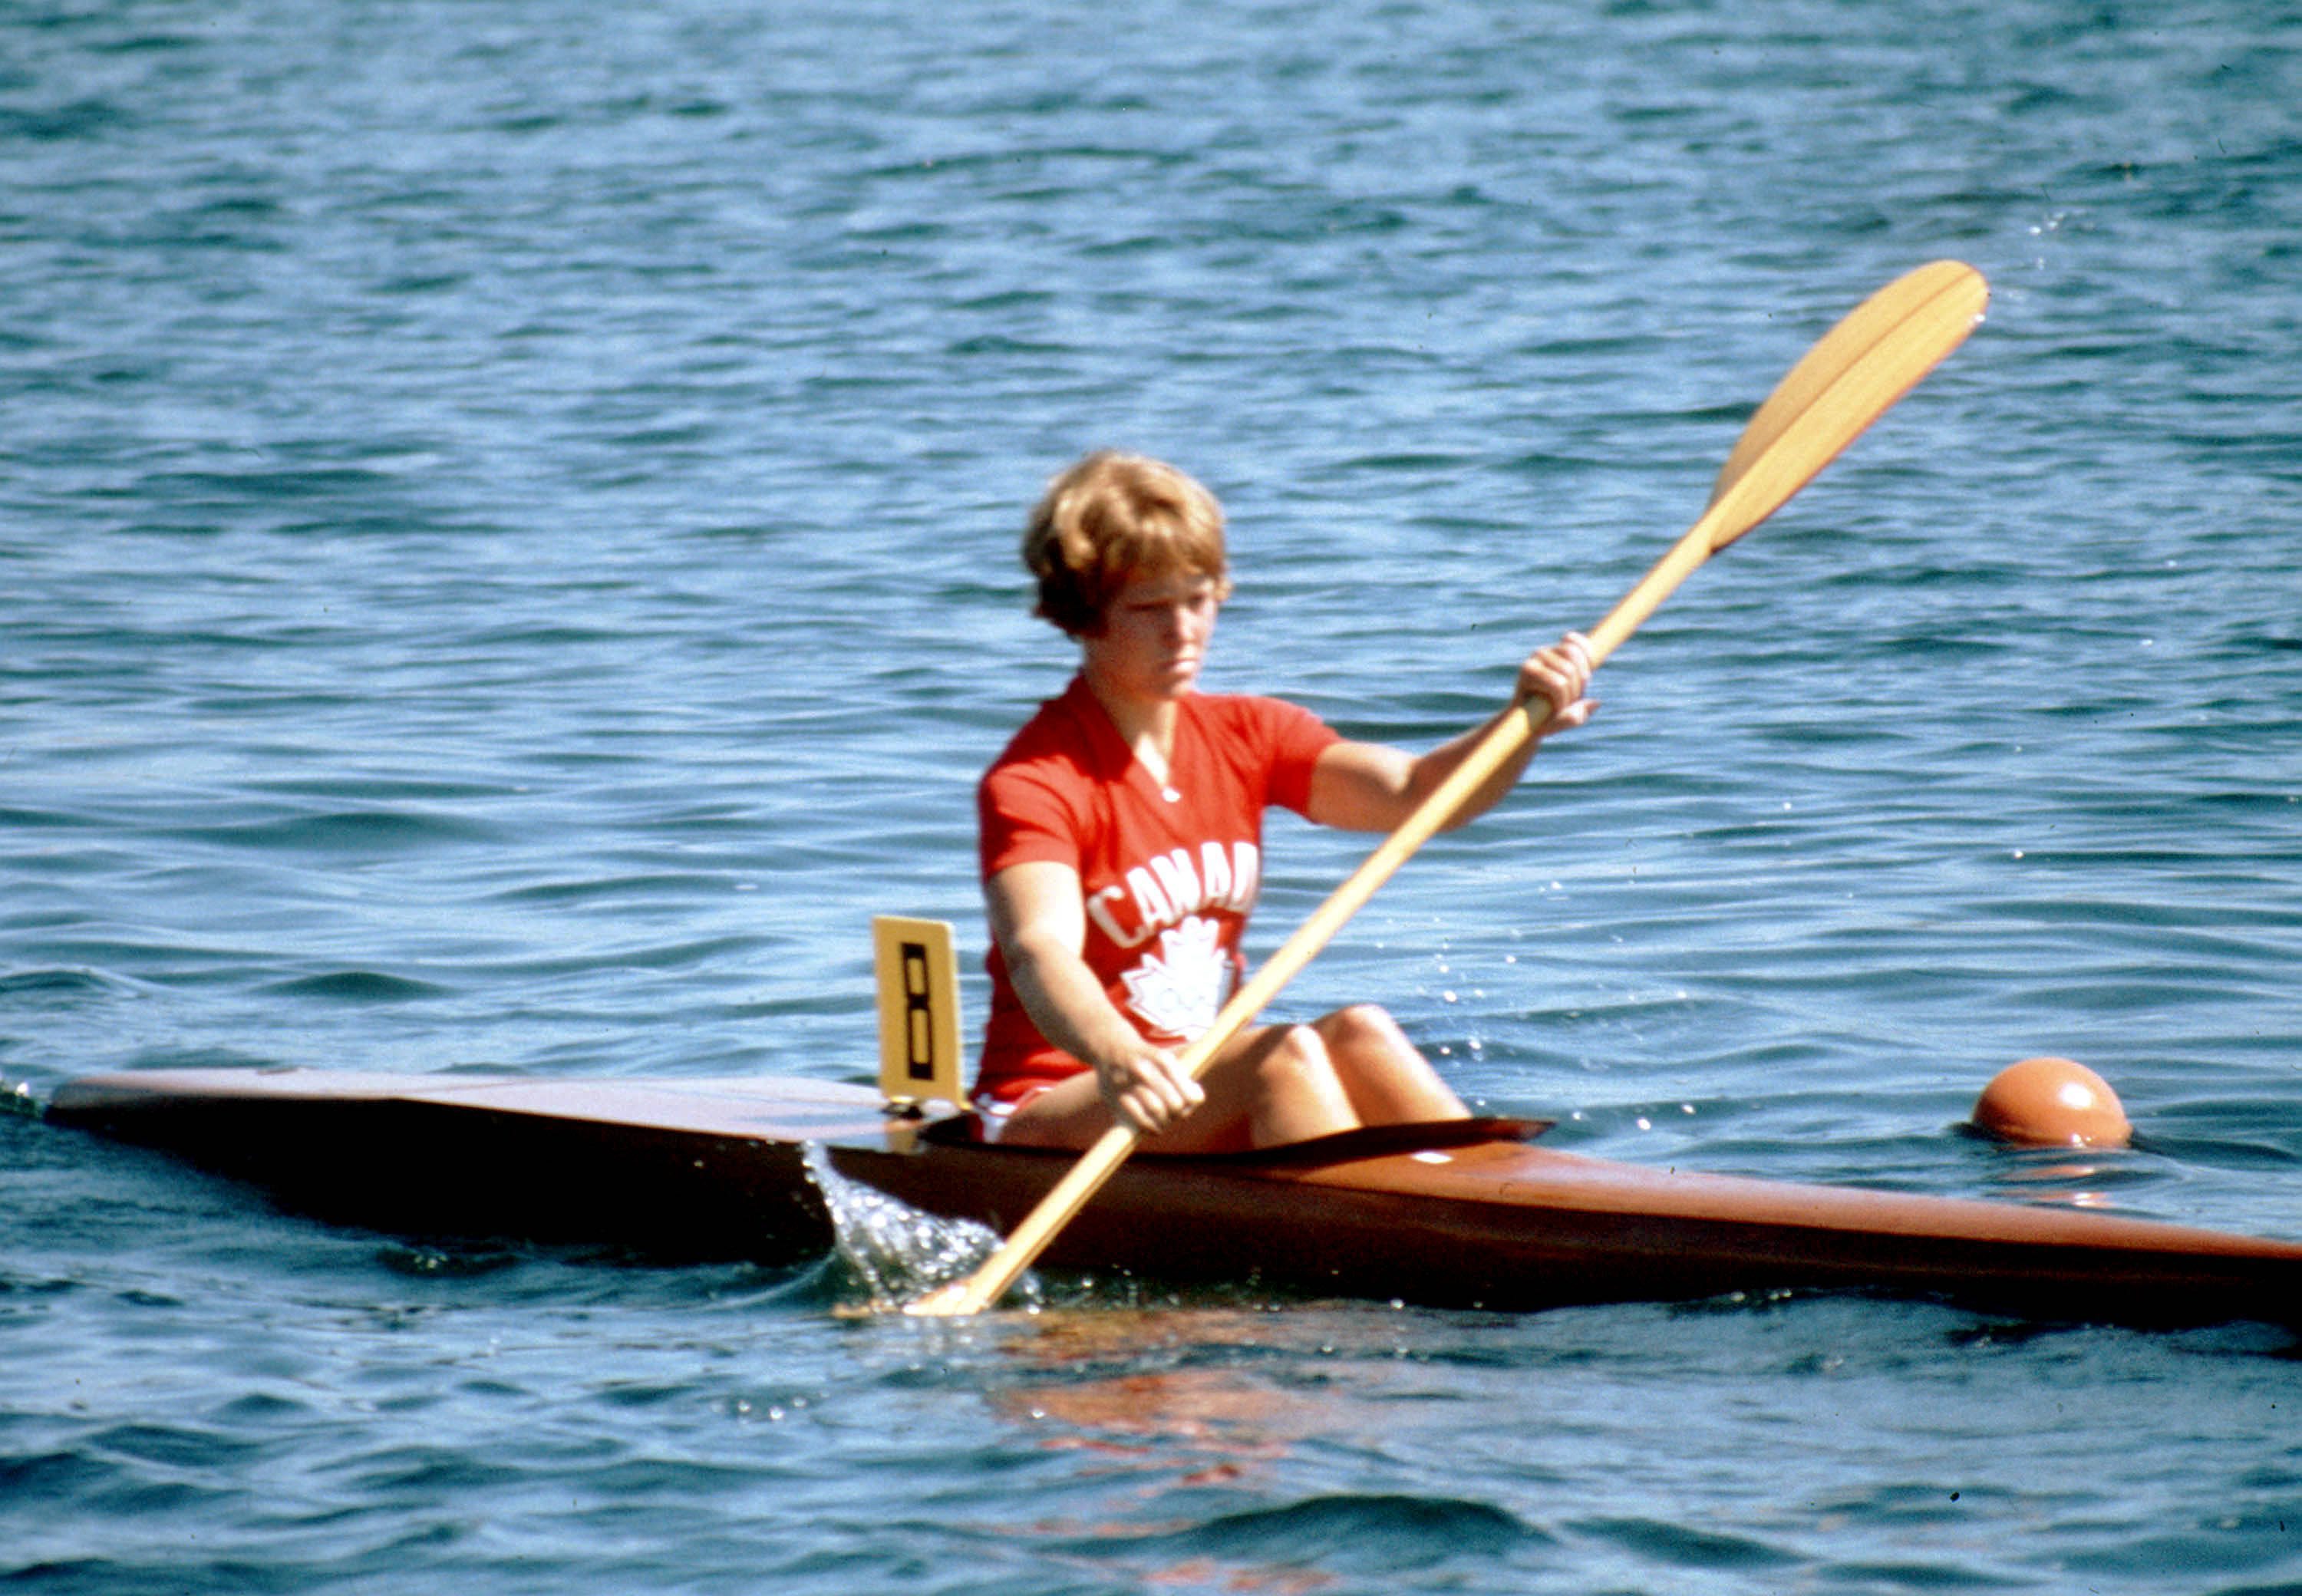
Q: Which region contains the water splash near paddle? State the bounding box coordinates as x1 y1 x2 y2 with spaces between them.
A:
800 1143 1027 1312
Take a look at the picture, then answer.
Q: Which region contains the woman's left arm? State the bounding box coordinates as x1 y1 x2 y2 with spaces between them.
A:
1305 631 1595 834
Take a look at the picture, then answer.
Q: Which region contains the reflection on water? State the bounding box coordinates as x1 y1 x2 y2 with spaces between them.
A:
1959 1126 2153 1212
957 1304 1568 1589
981 1309 1369 1588
993 1307 1320 1455
1986 1156 2130 1210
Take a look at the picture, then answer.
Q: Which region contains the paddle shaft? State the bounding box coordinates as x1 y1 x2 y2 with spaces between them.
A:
912 261 1987 1317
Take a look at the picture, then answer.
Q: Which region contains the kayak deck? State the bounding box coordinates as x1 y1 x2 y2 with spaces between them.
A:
45 1067 2302 1325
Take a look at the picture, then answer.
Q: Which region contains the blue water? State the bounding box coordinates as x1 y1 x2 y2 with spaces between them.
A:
6 0 2302 1590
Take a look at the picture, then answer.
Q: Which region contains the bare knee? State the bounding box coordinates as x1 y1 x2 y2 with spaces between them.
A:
1253 1023 1340 1093
1318 1004 1413 1057
1218 1024 1356 1147
1315 1004 1465 1123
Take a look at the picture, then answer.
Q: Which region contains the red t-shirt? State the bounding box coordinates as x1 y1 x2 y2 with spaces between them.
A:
975 674 1341 1105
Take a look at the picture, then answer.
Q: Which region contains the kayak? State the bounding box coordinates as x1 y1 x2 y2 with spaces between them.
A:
45 1065 2302 1325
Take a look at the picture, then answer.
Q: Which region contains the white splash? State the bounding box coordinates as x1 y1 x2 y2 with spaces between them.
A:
800 1143 1014 1311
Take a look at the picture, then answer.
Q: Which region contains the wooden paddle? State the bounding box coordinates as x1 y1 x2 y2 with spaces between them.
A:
908 259 1989 1317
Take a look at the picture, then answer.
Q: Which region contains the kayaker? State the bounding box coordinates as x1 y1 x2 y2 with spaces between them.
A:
975 450 1595 1151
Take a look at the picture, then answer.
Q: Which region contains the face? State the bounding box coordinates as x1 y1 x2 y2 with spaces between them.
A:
1080 569 1221 702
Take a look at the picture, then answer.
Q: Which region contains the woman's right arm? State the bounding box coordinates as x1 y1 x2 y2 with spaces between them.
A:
985 860 1205 1133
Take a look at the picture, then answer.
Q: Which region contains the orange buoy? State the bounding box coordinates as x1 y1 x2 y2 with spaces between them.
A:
1971 1057 2132 1149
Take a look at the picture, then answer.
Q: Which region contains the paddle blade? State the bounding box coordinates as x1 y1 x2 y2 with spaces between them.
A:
1701 260 1987 552
1580 262 1987 668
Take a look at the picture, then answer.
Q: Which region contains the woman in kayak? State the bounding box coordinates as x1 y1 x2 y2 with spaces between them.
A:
975 450 1595 1152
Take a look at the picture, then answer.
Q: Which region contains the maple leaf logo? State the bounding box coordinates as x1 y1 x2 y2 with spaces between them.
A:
1120 915 1230 1040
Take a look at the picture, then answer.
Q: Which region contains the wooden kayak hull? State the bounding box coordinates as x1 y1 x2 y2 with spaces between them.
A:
45 1067 2302 1324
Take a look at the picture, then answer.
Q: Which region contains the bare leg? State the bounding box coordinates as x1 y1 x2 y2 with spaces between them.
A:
991 1007 1463 1152
994 1022 1364 1153
1311 1004 1468 1124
